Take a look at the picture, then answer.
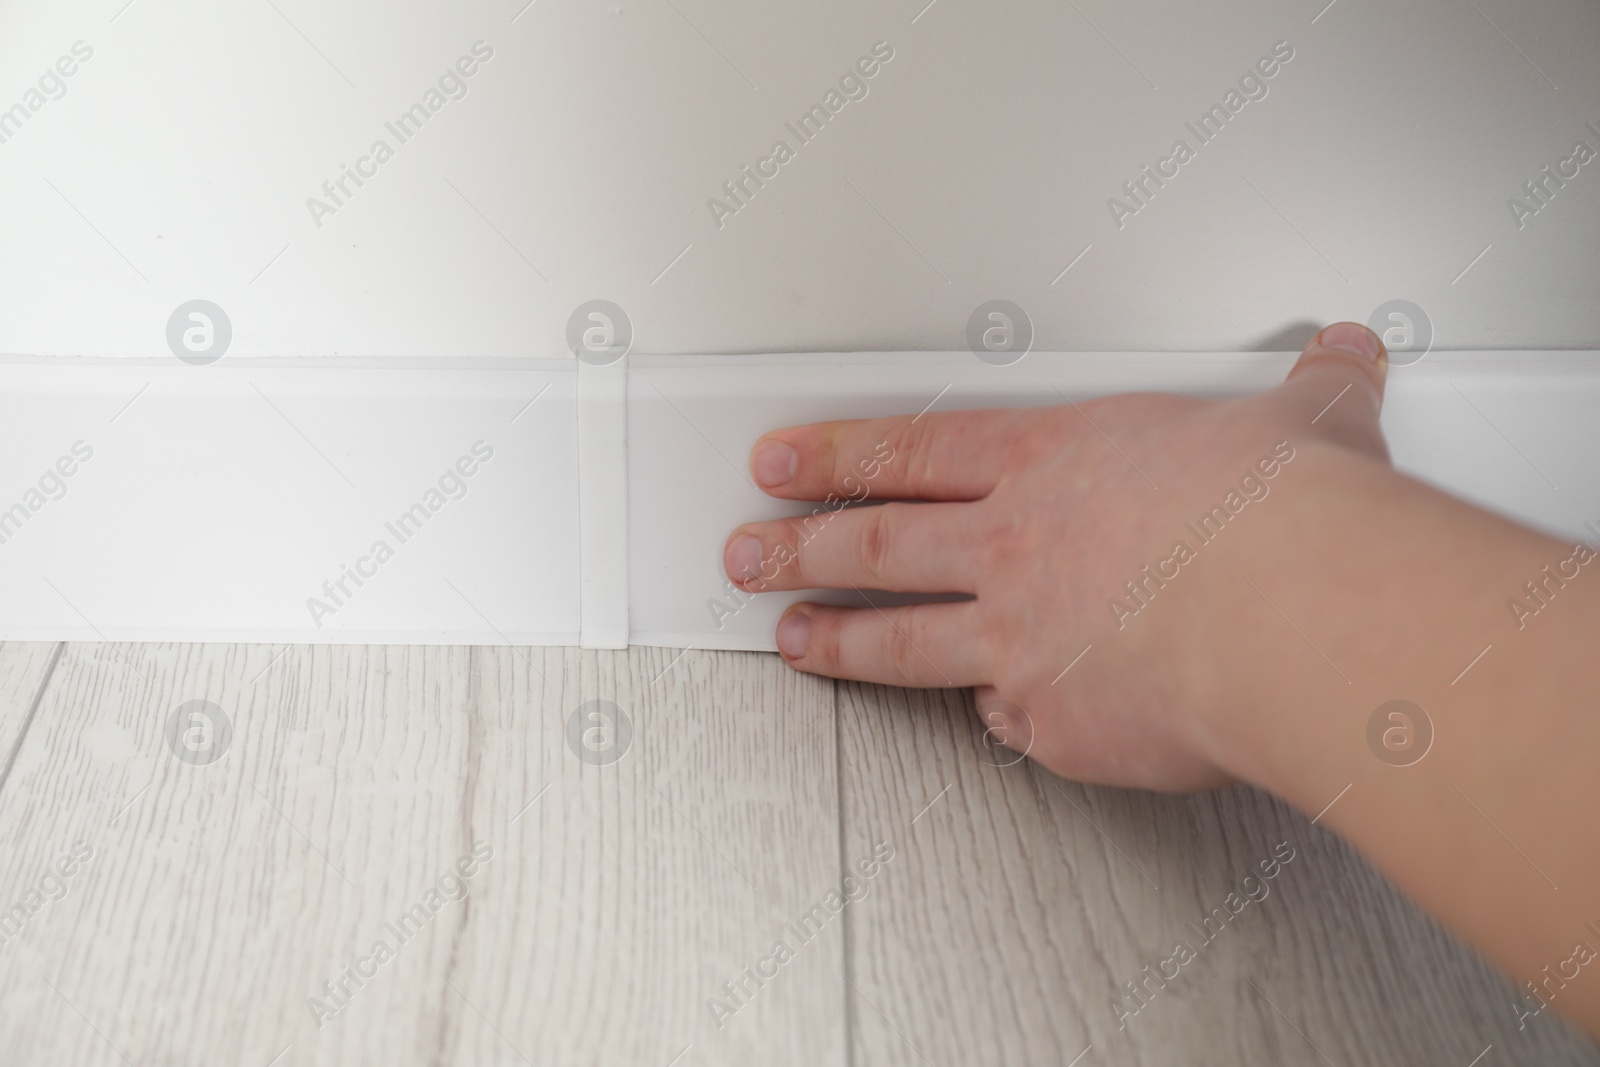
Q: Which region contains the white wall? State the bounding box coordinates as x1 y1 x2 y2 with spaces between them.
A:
2 0 1596 358
1 0 1596 645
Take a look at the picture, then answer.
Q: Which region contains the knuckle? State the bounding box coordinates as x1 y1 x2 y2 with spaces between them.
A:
773 517 812 586
856 506 897 585
828 428 859 493
808 610 841 670
883 610 924 680
1004 425 1056 470
892 417 937 489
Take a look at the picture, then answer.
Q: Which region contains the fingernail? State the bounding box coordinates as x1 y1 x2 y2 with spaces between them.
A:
726 534 762 582
752 439 798 487
1317 322 1381 362
776 611 810 658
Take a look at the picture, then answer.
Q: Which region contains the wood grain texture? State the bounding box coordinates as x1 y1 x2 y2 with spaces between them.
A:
0 644 841 1067
837 680 1600 1067
1 643 1596 1066
0 641 65 792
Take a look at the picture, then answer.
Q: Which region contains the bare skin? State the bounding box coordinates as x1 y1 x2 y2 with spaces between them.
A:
724 322 1600 1037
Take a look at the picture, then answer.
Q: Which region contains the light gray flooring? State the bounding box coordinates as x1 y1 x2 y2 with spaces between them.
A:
0 642 1594 1066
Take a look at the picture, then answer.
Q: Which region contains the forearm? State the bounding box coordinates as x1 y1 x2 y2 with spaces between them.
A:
1195 443 1600 1032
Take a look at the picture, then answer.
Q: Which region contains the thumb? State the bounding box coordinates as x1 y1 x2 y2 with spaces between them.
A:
1283 321 1389 461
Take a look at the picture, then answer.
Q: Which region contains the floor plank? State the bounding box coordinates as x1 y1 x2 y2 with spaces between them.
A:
0 644 843 1067
439 645 845 1067
837 681 1600 1066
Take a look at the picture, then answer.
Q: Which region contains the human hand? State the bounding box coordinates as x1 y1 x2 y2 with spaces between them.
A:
722 323 1391 791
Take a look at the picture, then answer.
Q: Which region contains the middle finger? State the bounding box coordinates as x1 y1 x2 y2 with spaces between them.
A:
724 501 977 594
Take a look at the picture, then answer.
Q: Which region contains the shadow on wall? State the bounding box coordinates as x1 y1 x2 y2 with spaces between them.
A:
1246 320 1321 353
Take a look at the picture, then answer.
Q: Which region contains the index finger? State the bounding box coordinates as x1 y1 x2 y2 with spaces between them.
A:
748 408 1028 502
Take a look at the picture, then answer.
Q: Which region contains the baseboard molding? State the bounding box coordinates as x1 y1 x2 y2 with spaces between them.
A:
1 352 1595 649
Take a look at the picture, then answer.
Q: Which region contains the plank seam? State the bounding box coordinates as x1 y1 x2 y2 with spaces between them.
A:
0 641 66 798
834 677 857 1067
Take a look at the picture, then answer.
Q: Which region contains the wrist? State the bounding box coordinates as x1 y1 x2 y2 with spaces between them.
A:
1178 443 1479 798
1173 440 1600 1023
1185 440 1573 807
